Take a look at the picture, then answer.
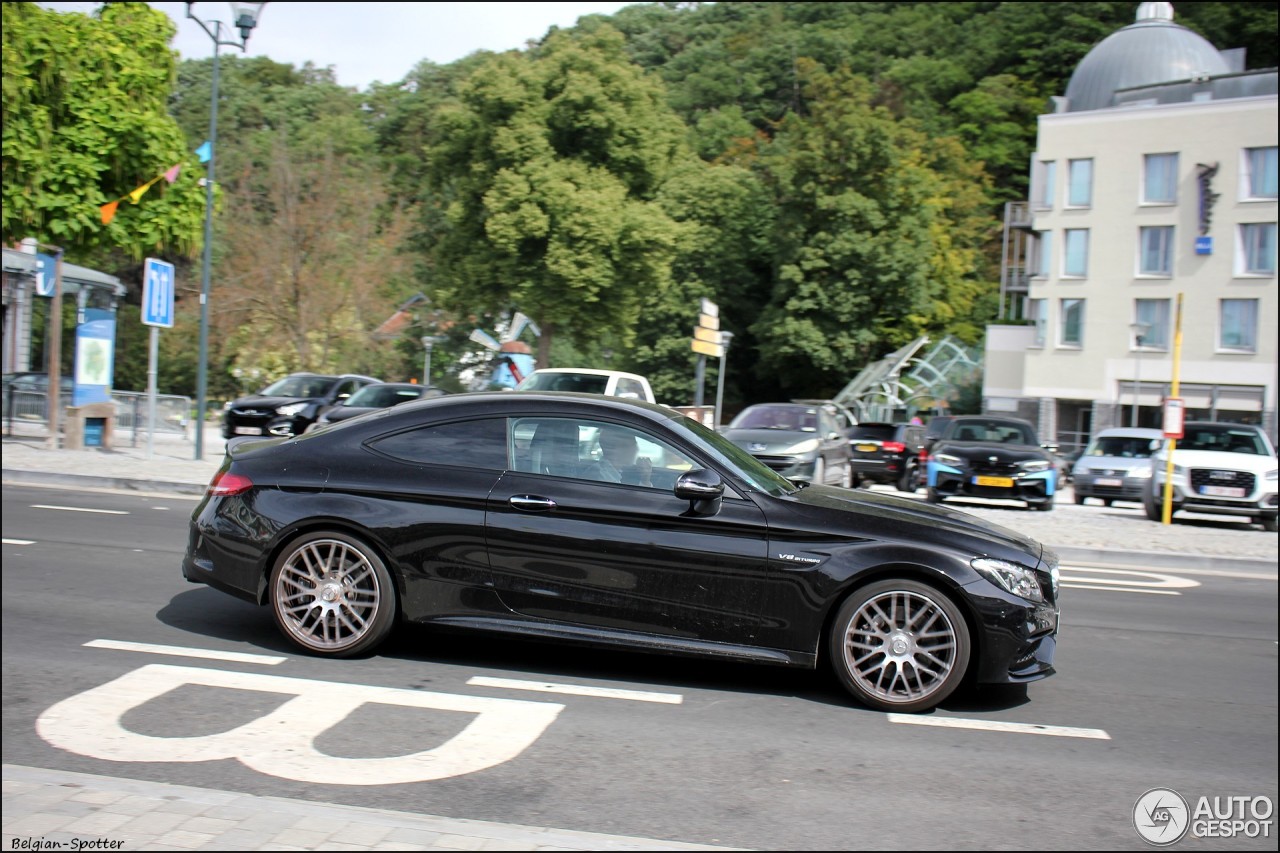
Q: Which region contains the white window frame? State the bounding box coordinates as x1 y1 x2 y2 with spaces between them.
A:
1067 158 1093 207
1142 153 1178 205
1034 160 1056 210
1058 298 1084 349
1242 147 1277 201
1218 299 1258 353
1032 230 1052 278
1062 229 1089 278
1133 299 1170 350
1237 222 1277 276
1137 225 1174 277
1027 298 1046 348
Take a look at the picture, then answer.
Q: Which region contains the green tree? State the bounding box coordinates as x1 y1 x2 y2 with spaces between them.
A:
2 2 204 256
421 25 688 366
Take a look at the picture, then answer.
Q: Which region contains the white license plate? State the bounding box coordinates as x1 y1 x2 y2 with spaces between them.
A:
234 426 263 436
1200 485 1245 497
1095 478 1123 487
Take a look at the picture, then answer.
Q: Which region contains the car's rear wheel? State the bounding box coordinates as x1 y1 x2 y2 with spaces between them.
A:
270 532 396 657
829 579 971 713
897 465 916 492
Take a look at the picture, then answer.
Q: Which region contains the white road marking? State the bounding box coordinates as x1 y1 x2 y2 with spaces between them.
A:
84 639 286 665
37 664 563 785
3 538 36 545
31 504 128 515
469 676 684 704
1059 566 1201 596
887 714 1111 740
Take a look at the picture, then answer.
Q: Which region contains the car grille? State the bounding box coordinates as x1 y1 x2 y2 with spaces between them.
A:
970 459 1020 476
1189 468 1255 493
753 455 795 472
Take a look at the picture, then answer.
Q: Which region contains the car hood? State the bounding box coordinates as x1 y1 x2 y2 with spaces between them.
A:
781 483 1045 564
1157 449 1278 471
320 406 379 422
722 428 820 452
933 441 1050 463
1073 455 1153 474
229 394 319 411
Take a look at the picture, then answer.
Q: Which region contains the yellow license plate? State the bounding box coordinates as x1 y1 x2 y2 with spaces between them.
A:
974 475 1014 487
857 444 878 452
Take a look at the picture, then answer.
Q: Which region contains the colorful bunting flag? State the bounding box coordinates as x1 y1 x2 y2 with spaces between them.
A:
195 141 212 163
96 146 199 227
99 201 119 225
164 164 181 183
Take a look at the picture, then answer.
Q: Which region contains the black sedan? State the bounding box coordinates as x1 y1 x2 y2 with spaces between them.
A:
311 382 446 429
183 392 1060 713
925 416 1059 511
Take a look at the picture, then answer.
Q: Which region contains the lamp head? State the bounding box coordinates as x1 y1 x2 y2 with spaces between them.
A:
229 2 265 43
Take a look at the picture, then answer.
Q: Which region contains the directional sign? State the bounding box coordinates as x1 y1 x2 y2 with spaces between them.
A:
35 253 58 297
691 338 724 358
142 258 175 328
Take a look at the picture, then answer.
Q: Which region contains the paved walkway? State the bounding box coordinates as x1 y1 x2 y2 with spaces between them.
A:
2 420 1275 851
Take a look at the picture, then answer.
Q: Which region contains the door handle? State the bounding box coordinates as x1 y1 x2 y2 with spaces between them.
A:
508 495 557 512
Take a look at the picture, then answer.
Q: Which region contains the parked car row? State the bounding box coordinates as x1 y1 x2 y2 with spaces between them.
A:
222 373 445 439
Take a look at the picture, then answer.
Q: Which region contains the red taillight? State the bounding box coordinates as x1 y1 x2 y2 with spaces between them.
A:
883 441 906 453
208 471 254 496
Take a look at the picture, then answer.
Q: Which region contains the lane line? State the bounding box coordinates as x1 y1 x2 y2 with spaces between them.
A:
3 538 36 545
887 714 1110 739
84 639 286 665
468 676 683 704
1062 583 1180 595
31 504 128 515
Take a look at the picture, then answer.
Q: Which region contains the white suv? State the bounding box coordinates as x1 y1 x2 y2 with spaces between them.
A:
1144 422 1278 532
514 369 656 404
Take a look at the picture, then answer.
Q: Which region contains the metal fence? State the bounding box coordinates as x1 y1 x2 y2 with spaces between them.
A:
3 388 193 442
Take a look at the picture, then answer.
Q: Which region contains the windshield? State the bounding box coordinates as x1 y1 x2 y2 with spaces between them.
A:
517 373 609 394
729 405 818 432
1085 436 1159 458
345 385 421 408
677 416 799 497
945 419 1038 445
260 376 336 398
1178 425 1270 455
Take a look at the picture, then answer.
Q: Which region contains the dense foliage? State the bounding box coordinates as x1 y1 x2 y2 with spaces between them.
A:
7 1 1276 408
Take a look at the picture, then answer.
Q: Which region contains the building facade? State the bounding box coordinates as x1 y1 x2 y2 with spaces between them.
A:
986 2 1277 450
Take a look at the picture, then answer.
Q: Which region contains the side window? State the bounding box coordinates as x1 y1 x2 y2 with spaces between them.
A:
370 418 508 470
615 378 644 398
332 379 358 402
514 417 695 490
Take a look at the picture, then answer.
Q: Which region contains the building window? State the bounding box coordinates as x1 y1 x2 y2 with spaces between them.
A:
1138 226 1174 276
1035 160 1056 209
1244 147 1277 199
1027 298 1046 347
1063 229 1089 277
1143 153 1178 204
1033 231 1051 277
1238 223 1276 275
1059 298 1084 347
1067 159 1093 207
1219 299 1257 352
1134 299 1170 349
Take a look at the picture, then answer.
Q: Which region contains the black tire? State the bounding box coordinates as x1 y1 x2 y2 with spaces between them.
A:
1074 492 1087 505
897 465 916 492
269 531 397 657
925 488 943 504
1260 515 1278 533
1033 496 1055 512
1143 484 1164 522
829 579 971 713
1102 499 1113 507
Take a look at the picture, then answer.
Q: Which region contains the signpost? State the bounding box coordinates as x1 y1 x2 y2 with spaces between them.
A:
142 258 175 459
691 298 722 408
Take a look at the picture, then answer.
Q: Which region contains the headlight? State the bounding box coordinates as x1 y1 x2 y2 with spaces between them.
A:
783 439 819 454
934 452 963 466
222 401 233 411
1130 467 1152 479
276 402 308 416
1020 459 1051 472
971 557 1045 603
1267 469 1278 482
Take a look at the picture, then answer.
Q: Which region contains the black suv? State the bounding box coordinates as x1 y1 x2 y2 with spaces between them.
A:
925 415 1059 511
222 373 380 439
848 422 926 491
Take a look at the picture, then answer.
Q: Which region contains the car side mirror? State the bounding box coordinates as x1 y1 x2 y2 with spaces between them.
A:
674 469 724 516
1042 442 1059 453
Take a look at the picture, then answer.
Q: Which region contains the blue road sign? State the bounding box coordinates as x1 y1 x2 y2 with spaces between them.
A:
35 252 58 297
142 258 175 328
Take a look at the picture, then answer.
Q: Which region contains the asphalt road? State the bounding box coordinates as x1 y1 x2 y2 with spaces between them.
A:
2 483 1277 850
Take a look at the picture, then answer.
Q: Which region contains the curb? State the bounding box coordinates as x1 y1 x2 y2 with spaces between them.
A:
3 468 209 497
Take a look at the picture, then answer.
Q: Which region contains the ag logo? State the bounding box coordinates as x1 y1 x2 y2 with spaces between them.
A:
1134 787 1190 845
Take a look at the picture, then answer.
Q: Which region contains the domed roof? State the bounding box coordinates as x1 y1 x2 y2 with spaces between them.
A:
1064 2 1229 112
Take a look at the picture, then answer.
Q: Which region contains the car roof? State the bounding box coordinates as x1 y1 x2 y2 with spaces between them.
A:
1092 427 1163 438
527 368 647 380
360 390 683 425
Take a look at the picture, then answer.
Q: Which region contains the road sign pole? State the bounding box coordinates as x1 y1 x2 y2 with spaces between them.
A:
694 354 706 408
147 326 159 460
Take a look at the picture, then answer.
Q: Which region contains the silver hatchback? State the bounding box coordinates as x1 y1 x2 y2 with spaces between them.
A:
1071 427 1163 505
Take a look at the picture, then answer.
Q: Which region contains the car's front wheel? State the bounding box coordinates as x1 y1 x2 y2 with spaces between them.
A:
1259 515 1278 533
829 579 971 713
925 487 943 504
1143 484 1167 522
269 532 397 657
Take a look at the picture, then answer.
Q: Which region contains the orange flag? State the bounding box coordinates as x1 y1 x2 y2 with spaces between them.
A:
100 201 119 225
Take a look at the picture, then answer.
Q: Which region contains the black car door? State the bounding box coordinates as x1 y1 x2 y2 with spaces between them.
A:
485 416 774 645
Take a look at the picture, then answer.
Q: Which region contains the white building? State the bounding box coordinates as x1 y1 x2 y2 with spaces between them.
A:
986 1 1277 450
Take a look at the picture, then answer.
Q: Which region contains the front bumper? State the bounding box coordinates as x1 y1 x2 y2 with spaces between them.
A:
1154 470 1278 518
962 562 1060 685
1073 470 1151 501
929 461 1055 504
750 453 820 483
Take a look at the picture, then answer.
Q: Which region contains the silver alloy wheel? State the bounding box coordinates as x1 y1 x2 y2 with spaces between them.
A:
840 589 959 707
274 537 384 653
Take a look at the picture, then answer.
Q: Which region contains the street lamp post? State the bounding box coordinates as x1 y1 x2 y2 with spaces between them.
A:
421 336 446 385
187 2 265 460
1129 321 1150 427
714 331 734 429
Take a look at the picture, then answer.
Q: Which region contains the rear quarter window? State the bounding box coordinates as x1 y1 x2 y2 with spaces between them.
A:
369 418 508 469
